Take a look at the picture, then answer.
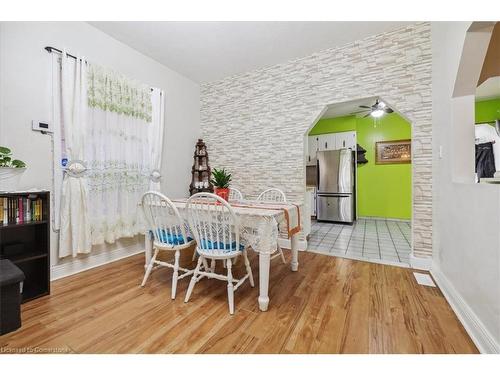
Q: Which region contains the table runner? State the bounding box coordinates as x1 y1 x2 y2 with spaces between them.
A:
226 201 301 237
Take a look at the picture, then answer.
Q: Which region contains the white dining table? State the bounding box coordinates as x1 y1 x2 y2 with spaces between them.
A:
143 198 301 312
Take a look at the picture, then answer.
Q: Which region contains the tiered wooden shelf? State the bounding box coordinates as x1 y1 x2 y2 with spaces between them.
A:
189 139 214 196
0 191 50 302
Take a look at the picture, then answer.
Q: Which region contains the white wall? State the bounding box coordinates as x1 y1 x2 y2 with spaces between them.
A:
431 21 500 353
0 22 200 276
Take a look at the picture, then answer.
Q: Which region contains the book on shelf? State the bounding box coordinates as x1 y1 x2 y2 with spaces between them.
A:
1 197 7 224
0 195 44 224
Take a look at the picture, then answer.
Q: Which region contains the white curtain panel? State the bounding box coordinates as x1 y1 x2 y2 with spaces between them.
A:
85 64 153 245
56 59 161 257
58 52 92 257
85 108 151 244
149 88 165 191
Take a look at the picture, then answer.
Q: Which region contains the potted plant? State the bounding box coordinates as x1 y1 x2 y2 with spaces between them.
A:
0 146 27 191
210 168 232 201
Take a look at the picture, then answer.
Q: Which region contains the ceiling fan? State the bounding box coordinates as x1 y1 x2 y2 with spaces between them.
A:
353 99 394 118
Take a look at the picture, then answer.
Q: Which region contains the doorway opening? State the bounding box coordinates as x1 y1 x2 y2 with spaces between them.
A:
304 97 412 267
474 23 500 184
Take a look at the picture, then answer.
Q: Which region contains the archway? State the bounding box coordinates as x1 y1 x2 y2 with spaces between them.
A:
303 96 415 267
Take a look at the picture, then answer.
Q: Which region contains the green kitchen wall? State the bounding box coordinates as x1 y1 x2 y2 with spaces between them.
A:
475 97 500 124
309 113 412 220
309 115 357 134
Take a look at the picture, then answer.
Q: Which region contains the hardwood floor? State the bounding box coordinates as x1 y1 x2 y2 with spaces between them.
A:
0 247 478 354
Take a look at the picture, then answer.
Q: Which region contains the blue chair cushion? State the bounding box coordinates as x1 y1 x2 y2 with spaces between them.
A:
153 230 193 245
199 239 245 252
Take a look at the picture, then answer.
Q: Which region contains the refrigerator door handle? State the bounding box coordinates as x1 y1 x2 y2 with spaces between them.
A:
316 159 320 189
318 193 351 198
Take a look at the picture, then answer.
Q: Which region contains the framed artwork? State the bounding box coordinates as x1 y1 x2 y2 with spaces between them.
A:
375 139 411 164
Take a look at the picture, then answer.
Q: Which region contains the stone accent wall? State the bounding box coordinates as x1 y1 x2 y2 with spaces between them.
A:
201 23 433 258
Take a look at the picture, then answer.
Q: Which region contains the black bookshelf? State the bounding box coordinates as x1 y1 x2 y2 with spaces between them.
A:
0 191 50 302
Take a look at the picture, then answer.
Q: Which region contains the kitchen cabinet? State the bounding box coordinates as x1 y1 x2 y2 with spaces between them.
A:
305 186 316 217
335 131 356 150
309 131 356 156
307 136 319 166
306 135 350 164
306 187 317 217
318 133 337 151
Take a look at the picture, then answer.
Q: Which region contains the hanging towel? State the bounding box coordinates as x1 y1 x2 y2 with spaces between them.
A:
475 142 496 180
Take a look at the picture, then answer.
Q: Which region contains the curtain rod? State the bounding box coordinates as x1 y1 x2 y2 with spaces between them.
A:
44 46 81 61
44 46 155 92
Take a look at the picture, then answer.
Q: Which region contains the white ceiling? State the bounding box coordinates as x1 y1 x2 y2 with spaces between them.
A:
476 76 500 100
321 97 378 119
89 21 412 83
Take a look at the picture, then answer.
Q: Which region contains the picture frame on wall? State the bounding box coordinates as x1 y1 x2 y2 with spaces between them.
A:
375 139 411 164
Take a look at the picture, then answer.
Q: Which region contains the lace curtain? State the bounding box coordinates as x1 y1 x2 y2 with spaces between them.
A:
85 64 153 245
56 55 162 257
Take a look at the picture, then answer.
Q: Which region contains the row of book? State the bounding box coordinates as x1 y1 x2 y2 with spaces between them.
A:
0 196 44 225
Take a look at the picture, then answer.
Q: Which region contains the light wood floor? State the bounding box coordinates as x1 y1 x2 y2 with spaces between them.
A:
0 248 478 354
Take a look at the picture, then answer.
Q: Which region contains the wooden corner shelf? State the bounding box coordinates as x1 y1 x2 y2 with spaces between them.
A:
189 139 214 196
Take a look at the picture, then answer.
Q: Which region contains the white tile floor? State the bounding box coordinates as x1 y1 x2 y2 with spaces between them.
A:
307 218 411 267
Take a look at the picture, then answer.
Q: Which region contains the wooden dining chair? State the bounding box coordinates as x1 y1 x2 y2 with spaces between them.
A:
257 188 287 264
141 191 196 299
184 193 254 314
228 187 244 201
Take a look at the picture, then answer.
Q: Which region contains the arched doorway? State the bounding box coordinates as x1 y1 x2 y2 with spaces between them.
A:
303 97 414 267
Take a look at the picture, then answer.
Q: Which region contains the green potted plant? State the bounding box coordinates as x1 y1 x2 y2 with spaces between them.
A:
0 146 27 191
210 168 232 201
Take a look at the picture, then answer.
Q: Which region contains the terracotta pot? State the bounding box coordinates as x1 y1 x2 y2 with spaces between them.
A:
214 187 229 201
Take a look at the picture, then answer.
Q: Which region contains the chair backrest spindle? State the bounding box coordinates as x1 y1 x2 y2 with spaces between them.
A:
229 187 244 202
186 193 239 257
257 188 287 203
141 191 189 248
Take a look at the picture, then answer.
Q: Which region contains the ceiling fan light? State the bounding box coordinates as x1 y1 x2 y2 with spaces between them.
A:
371 109 384 118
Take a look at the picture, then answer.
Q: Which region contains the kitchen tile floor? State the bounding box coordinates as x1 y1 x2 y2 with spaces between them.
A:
307 218 411 267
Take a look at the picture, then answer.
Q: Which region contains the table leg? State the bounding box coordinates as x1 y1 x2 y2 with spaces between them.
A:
258 251 271 311
144 232 152 268
290 233 299 272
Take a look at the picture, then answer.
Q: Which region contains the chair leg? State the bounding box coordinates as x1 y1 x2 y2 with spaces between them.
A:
226 258 235 315
243 249 254 287
278 244 286 264
210 258 216 273
185 256 203 303
171 250 180 300
192 248 197 262
141 249 158 287
202 257 211 278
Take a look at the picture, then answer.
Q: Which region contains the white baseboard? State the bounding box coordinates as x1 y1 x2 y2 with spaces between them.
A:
410 253 432 270
431 264 500 354
278 237 308 251
357 216 411 223
51 243 144 281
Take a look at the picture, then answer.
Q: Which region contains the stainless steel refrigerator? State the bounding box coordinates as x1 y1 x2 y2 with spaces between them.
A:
316 149 355 223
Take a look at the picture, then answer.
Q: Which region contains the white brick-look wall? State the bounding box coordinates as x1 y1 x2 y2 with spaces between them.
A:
201 23 433 258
